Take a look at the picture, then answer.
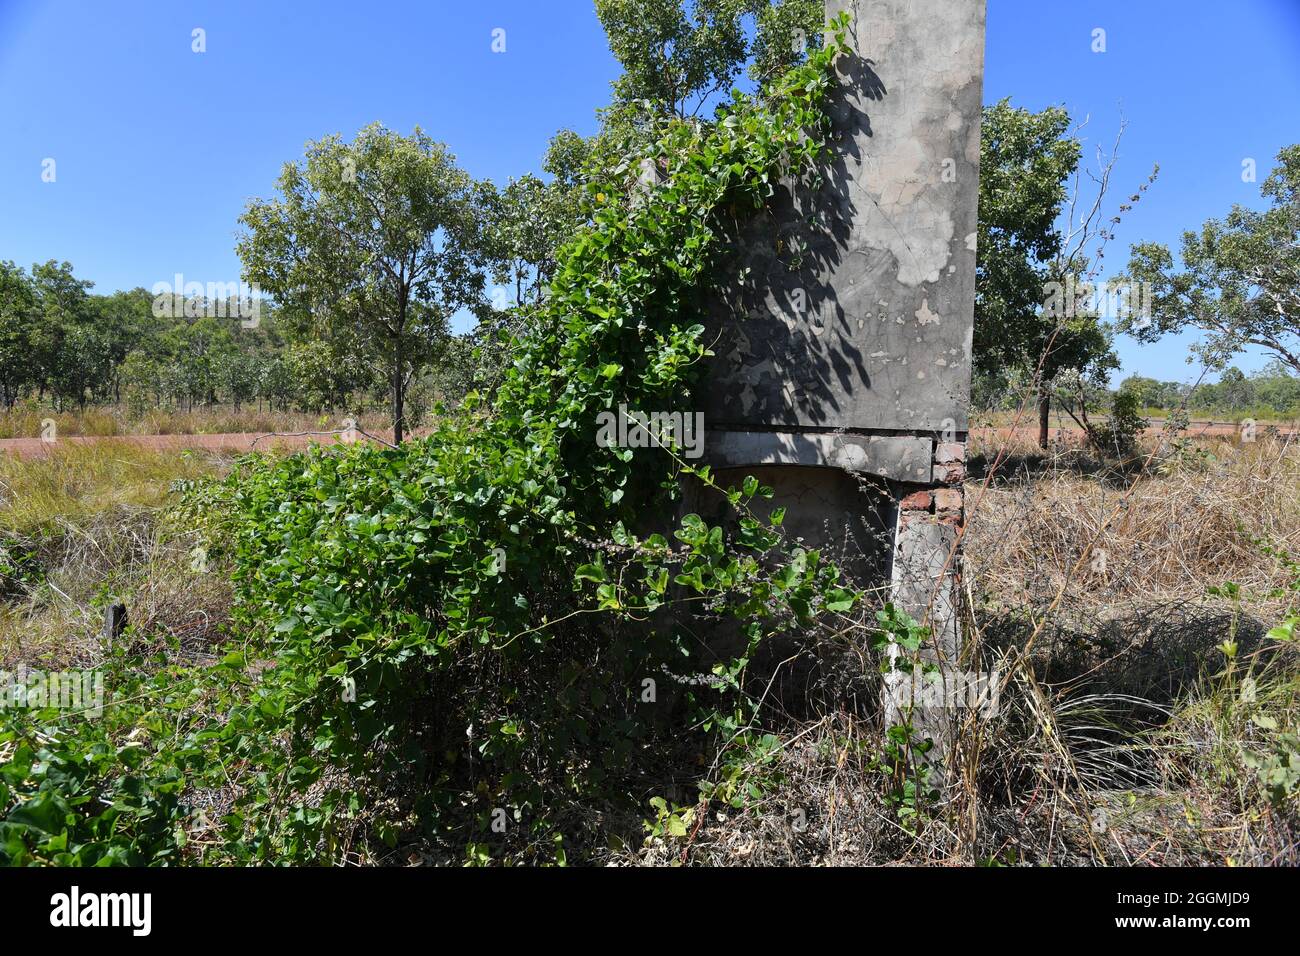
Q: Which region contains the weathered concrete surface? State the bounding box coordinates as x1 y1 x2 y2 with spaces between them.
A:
688 465 896 595
703 0 984 438
691 1 984 759
705 430 932 482
885 495 964 759
889 509 960 662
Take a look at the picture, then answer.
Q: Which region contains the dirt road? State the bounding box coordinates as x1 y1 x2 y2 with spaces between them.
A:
1 418 1293 461
972 417 1298 446
0 431 359 460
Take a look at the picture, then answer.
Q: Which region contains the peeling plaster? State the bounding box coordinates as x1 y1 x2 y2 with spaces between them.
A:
702 0 984 435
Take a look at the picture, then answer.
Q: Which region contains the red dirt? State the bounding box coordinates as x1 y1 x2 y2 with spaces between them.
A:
973 418 1298 445
0 419 1293 461
0 431 375 460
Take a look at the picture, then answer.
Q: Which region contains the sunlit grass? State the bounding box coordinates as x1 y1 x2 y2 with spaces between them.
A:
0 442 215 535
0 444 232 664
0 405 395 439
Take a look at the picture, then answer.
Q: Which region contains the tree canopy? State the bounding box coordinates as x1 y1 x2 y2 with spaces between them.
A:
595 0 822 122
1125 144 1300 376
238 123 490 442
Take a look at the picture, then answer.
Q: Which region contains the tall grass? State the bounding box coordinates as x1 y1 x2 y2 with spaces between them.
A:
2 433 1295 864
0 444 230 665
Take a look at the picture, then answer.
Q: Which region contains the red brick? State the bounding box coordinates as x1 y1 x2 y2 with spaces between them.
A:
933 462 966 484
900 490 933 511
934 488 963 515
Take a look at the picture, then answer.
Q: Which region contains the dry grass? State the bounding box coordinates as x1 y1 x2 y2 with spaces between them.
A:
949 434 1296 865
628 432 1300 866
0 443 234 667
966 433 1300 619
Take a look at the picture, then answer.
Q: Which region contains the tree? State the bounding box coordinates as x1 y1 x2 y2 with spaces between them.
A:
976 102 1154 447
1116 374 1165 409
595 0 822 121
1125 144 1300 376
1251 359 1300 414
238 123 489 442
53 324 115 409
0 262 36 407
28 260 106 409
1210 366 1253 412
214 346 260 413
542 128 593 191
482 131 594 309
974 101 1078 382
159 316 234 412
92 288 154 403
120 350 163 415
976 101 1107 446
486 174 550 309
483 128 595 308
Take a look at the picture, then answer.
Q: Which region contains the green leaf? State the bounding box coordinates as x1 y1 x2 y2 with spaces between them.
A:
1267 618 1296 643
6 792 70 835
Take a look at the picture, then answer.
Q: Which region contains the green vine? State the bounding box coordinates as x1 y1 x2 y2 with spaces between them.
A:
0 14 860 866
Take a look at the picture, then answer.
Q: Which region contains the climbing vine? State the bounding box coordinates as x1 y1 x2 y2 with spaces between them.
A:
0 15 860 865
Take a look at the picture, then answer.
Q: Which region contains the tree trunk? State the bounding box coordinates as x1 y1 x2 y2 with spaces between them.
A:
1037 387 1050 450
392 333 405 445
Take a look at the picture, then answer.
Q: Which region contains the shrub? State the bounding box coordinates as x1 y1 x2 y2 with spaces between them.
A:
0 18 860 865
1089 386 1149 461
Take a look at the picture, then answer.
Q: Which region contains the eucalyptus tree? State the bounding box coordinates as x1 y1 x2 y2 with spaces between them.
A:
1125 144 1300 377
238 123 490 442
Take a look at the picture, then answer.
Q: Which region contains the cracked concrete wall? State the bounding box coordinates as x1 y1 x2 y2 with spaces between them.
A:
690 3 985 757
703 0 984 437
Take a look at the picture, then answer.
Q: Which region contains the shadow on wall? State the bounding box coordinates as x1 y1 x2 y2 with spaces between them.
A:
700 53 886 429
674 464 898 718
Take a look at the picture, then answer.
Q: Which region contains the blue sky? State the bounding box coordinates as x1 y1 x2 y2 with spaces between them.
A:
1 0 1298 385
